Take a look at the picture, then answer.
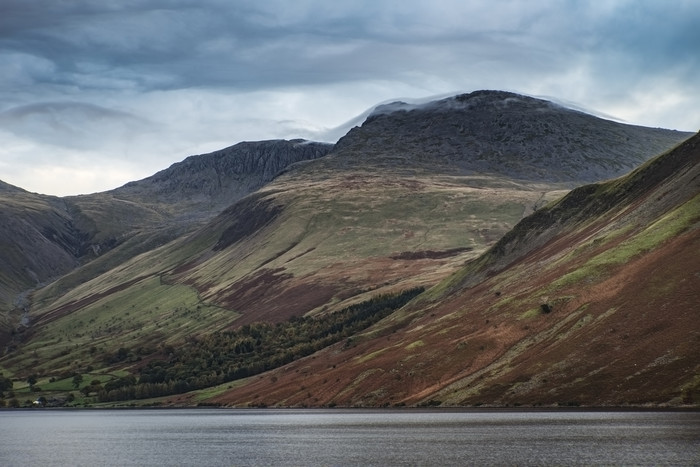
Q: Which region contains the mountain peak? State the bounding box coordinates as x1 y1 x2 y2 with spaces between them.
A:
111 138 333 218
334 91 691 184
367 91 552 119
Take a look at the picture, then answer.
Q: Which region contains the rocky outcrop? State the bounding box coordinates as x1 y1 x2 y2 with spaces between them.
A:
112 139 333 216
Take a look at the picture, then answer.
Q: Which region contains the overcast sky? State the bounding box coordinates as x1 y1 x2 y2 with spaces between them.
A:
1 0 698 196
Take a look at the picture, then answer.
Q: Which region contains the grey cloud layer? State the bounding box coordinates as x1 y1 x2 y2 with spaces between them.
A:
0 0 698 195
7 1 697 92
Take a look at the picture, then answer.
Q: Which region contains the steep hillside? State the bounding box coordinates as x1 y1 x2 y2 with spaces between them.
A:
0 185 81 309
0 140 332 344
208 132 699 407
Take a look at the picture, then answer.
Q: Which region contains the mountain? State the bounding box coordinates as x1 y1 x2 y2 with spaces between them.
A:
326 90 689 183
0 139 332 341
208 131 700 407
111 139 333 222
0 91 695 407
144 91 691 326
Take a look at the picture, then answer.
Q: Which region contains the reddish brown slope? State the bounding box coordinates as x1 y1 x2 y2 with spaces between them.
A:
210 134 700 407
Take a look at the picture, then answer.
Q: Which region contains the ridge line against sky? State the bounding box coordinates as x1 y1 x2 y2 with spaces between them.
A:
1 0 699 196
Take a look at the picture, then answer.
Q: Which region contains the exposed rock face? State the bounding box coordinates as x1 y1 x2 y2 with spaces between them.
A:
112 139 333 217
332 90 692 183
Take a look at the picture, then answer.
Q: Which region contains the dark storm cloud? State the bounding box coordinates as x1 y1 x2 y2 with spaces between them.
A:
1 0 355 90
0 1 574 91
1 0 698 195
4 0 698 94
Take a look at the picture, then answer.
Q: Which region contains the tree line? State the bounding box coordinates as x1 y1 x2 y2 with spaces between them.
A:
97 287 424 402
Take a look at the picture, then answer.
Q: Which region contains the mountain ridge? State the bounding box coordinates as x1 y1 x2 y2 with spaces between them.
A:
111 139 332 219
0 91 696 408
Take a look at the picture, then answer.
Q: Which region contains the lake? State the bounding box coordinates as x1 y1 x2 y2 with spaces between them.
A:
1 409 698 466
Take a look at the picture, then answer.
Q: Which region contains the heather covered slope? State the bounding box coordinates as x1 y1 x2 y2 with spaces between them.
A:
209 133 700 407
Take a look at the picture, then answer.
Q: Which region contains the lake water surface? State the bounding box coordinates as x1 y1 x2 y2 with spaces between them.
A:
1 409 698 466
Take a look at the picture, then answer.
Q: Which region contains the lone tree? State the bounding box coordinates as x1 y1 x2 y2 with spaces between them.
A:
27 374 37 389
0 374 12 391
72 374 83 389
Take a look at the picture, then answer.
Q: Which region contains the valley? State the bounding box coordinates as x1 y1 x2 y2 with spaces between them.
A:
0 91 696 408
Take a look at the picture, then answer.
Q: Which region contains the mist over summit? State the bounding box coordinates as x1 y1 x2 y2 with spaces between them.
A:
331 90 689 183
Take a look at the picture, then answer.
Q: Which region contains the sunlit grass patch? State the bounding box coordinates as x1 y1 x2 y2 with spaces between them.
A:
405 340 425 350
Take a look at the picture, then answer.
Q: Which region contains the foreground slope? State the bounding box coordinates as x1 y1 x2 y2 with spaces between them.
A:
209 132 700 407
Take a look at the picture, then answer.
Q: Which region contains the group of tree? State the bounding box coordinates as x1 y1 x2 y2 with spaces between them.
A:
0 373 17 407
97 287 424 402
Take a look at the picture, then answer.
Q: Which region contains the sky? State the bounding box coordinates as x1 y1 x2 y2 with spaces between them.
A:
1 0 699 196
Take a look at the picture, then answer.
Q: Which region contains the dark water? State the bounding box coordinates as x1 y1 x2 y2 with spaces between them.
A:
1 409 698 466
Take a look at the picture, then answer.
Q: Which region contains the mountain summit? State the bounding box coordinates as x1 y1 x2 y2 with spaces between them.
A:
331 90 688 183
